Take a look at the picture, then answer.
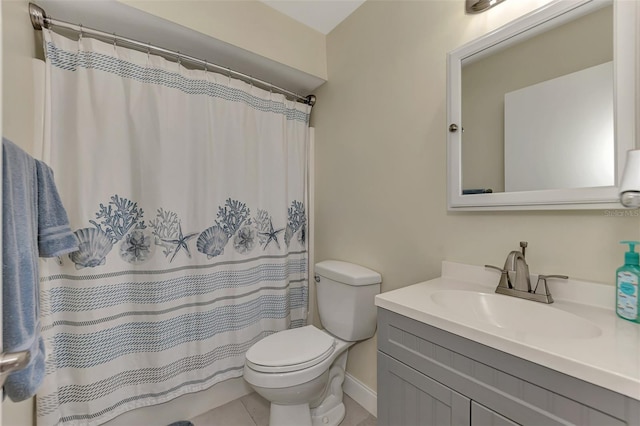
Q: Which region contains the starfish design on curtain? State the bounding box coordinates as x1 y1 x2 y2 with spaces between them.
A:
162 222 198 262
260 220 284 250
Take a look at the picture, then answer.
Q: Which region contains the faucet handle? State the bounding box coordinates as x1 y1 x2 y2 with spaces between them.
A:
485 264 506 273
485 265 512 289
533 274 568 297
539 274 569 280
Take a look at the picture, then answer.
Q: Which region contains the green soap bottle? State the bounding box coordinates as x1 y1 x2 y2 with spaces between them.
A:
616 241 640 323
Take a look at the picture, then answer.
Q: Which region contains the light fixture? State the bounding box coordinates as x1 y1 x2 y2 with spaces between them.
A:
466 0 507 14
619 150 640 207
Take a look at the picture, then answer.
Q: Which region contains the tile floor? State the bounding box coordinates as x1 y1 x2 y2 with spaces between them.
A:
190 392 377 426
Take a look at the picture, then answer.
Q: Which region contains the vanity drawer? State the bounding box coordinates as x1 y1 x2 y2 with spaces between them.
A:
378 308 639 426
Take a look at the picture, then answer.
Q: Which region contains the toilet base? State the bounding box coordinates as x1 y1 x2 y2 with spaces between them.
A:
270 403 312 426
309 350 348 426
268 400 346 426
259 351 350 426
311 402 345 426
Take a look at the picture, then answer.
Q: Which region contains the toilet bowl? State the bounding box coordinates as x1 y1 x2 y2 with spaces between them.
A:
243 260 381 426
243 325 353 426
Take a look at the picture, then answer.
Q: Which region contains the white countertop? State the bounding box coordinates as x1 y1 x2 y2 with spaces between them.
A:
375 261 640 400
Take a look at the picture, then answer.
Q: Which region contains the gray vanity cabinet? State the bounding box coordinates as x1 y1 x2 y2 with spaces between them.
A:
377 308 640 426
379 352 470 425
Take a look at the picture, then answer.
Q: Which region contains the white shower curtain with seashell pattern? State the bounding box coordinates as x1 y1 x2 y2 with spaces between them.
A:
37 29 310 426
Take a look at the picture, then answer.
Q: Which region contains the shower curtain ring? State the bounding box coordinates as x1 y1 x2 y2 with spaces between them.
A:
203 59 208 72
77 24 83 54
112 33 117 50
177 51 181 66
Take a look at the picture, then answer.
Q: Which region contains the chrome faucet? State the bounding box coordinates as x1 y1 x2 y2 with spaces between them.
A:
486 242 568 304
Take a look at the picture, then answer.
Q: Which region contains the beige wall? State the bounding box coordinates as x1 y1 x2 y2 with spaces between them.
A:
3 0 40 156
313 0 639 392
120 0 327 80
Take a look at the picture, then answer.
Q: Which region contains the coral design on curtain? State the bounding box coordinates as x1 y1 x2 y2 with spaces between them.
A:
37 29 310 426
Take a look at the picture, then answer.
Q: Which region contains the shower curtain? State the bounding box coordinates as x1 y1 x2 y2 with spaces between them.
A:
37 29 310 426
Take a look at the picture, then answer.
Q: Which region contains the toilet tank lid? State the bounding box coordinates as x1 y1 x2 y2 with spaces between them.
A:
315 260 381 286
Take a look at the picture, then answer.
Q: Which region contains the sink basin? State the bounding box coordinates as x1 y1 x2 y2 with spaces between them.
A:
430 290 602 339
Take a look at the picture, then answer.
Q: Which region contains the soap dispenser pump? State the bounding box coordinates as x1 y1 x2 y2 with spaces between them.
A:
616 241 640 323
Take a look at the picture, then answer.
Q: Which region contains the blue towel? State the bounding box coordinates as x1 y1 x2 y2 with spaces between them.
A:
2 138 78 402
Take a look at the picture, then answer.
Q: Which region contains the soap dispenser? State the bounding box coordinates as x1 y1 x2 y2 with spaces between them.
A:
616 241 640 323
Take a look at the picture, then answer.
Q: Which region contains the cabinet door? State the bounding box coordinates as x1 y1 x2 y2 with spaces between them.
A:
471 401 519 426
378 352 470 426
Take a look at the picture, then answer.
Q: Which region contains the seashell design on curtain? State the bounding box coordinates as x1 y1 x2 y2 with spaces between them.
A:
37 29 310 426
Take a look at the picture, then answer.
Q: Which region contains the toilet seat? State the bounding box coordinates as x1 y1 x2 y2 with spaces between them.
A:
245 325 336 373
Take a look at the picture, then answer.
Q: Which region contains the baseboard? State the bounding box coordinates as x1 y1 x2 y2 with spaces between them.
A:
343 373 377 417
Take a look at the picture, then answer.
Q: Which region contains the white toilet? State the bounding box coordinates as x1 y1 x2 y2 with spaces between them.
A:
243 260 381 426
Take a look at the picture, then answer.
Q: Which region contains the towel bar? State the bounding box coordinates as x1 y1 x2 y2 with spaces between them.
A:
0 351 31 385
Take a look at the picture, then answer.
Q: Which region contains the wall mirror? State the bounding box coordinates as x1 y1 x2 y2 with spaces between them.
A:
447 0 637 210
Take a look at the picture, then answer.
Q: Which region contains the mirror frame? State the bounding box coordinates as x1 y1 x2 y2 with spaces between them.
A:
447 0 637 210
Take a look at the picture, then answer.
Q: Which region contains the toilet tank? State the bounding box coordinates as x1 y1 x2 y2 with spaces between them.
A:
314 260 381 342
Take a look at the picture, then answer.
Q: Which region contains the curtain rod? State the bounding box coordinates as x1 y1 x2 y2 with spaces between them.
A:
28 3 316 106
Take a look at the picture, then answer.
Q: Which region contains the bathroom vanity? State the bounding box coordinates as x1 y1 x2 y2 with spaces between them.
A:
375 262 640 425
